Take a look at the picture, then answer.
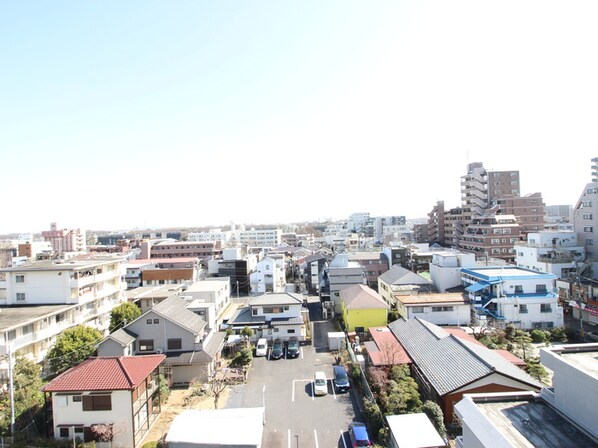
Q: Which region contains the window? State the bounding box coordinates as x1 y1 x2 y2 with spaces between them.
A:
582 200 592 207
146 319 153 324
72 395 82 402
15 275 25 283
16 293 25 301
432 306 454 312
541 304 552 313
82 394 112 411
491 239 500 244
139 339 154 351
168 338 182 350
584 227 593 233
586 239 594 245
583 213 593 220
514 285 523 294
410 306 424 313
288 329 296 334
492 249 500 254
59 428 69 438
536 284 547 293
153 319 159 324
587 187 598 194
22 324 33 335
7 330 16 341
251 308 258 316
520 304 528 314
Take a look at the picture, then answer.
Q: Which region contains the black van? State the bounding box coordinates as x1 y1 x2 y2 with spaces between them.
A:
333 365 350 392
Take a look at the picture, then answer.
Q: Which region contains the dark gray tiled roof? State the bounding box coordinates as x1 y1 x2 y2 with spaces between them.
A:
378 265 430 286
227 307 267 326
248 292 303 306
162 332 225 365
152 295 206 334
388 318 541 396
270 316 304 326
107 328 137 346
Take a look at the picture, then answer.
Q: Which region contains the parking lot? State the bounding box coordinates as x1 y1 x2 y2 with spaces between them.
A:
225 302 365 447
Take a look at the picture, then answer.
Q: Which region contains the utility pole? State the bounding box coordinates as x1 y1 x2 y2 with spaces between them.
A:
7 345 15 435
574 261 585 340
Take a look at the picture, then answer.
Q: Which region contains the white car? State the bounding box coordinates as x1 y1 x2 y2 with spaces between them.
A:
255 338 268 357
313 371 328 396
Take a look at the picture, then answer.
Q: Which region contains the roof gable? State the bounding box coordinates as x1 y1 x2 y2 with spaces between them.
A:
248 292 303 306
42 355 165 392
341 284 389 310
145 295 207 334
378 265 430 286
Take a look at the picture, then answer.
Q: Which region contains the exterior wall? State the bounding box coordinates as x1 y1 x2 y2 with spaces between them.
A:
429 252 476 292
265 323 304 341
171 363 209 384
97 338 130 357
238 229 282 248
487 170 520 203
127 311 201 354
573 182 598 261
328 265 366 311
443 379 531 426
495 193 545 236
540 344 598 439
51 390 133 448
150 241 222 260
405 304 470 326
341 306 387 332
253 304 302 320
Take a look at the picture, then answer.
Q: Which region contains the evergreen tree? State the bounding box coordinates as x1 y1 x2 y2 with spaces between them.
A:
47 325 103 375
109 302 141 332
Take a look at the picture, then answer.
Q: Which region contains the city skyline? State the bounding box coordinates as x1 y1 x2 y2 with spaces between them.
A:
1 1 597 234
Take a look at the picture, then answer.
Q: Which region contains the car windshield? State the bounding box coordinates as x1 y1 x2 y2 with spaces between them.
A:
315 378 326 386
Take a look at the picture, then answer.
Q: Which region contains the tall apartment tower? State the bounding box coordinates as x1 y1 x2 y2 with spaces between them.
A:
41 222 86 254
573 157 598 265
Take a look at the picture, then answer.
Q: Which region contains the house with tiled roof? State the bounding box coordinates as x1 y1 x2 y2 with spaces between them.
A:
225 292 307 342
340 284 389 333
378 264 433 308
394 292 470 326
388 317 542 428
365 326 411 367
97 295 226 385
42 354 164 447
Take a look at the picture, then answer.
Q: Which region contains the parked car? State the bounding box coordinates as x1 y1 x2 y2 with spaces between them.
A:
271 338 284 359
348 422 372 447
313 371 328 396
255 338 268 357
287 336 300 358
333 365 350 392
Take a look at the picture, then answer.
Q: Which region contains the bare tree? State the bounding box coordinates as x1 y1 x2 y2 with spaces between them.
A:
208 366 237 409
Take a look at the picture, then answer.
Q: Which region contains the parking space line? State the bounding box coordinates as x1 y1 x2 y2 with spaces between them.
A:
314 429 319 448
288 429 291 448
340 430 348 448
292 379 313 402
331 380 336 400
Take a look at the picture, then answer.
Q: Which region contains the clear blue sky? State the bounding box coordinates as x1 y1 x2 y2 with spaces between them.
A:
1 1 597 234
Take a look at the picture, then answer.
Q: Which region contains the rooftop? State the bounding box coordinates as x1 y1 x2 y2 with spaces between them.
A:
461 392 597 447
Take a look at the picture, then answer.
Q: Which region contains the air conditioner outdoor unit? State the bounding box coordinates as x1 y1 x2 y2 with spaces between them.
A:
156 349 163 354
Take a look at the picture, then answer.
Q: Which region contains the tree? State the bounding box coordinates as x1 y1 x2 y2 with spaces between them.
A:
526 358 550 384
0 356 44 435
422 400 447 438
241 326 254 347
511 329 533 361
208 367 236 409
109 302 141 332
47 325 103 375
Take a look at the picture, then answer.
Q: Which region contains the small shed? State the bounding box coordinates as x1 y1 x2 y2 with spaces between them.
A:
328 332 346 351
165 407 265 448
386 413 446 448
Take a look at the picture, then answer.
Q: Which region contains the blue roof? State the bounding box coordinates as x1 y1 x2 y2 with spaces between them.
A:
465 282 489 292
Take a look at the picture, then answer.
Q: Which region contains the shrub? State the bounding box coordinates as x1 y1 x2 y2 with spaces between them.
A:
549 327 568 342
530 329 548 343
422 400 447 438
231 347 253 366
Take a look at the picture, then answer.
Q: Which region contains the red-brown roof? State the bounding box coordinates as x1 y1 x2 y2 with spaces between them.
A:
443 327 526 366
367 326 411 366
42 355 165 392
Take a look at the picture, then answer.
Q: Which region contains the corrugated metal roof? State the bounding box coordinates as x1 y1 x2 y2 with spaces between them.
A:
388 318 541 396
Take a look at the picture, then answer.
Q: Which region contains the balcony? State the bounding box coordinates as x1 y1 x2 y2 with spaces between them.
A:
133 379 158 414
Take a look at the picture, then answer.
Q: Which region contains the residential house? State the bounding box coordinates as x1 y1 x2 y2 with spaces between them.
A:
395 292 470 326
514 230 584 279
377 264 433 308
324 254 367 312
42 354 165 448
348 251 389 290
455 343 598 447
97 295 225 385
388 317 542 428
462 266 564 330
249 256 286 294
138 257 205 287
364 326 411 367
179 279 231 329
0 254 127 378
429 251 477 293
126 284 186 314
302 253 328 295
340 284 389 333
380 245 409 269
225 292 306 342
